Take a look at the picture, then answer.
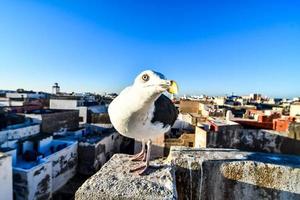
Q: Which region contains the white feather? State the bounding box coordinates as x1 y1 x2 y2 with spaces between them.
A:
108 70 172 140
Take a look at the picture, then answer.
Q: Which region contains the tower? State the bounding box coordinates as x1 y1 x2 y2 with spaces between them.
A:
52 83 60 94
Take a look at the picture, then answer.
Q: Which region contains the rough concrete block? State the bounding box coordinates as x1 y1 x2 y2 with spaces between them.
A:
169 146 300 200
75 154 177 200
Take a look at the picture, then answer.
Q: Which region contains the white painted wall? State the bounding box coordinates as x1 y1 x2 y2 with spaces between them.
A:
4 149 17 166
49 99 88 123
214 97 225 106
13 161 52 200
6 93 44 99
172 114 192 130
38 136 53 154
49 99 78 109
78 106 88 124
0 124 40 143
10 101 25 106
25 114 43 124
0 153 13 200
43 140 78 192
0 99 9 107
0 140 18 151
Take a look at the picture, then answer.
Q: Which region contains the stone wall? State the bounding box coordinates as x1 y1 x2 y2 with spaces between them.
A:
168 147 300 200
76 147 300 200
197 126 300 156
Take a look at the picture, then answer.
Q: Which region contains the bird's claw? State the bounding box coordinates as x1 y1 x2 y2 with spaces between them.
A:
130 151 146 161
129 163 148 175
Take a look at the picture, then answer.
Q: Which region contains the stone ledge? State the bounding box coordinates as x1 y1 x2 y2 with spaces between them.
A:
75 154 177 200
76 147 300 200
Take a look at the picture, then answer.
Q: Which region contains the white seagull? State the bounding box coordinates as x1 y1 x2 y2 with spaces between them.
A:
108 70 178 174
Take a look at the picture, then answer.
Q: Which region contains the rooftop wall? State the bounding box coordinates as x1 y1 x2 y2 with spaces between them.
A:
0 124 40 144
43 140 78 192
197 126 300 156
13 160 52 200
0 153 13 200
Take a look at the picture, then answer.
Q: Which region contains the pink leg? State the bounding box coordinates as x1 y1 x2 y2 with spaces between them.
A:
130 140 152 175
130 140 145 161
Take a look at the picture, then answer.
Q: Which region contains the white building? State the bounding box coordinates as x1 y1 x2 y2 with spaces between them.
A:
8 136 78 199
214 97 225 106
50 98 105 124
0 123 40 149
0 152 13 200
50 98 87 123
6 92 45 99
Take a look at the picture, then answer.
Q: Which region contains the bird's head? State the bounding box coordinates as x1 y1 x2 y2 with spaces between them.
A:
133 70 178 96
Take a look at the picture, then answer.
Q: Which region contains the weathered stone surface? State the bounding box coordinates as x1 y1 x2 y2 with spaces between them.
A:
204 128 300 156
169 146 300 200
76 147 300 200
75 154 177 200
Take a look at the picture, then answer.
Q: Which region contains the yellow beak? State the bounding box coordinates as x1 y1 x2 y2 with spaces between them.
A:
167 80 178 94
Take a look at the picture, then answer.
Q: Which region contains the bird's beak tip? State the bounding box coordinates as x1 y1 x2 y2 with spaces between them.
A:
167 80 178 94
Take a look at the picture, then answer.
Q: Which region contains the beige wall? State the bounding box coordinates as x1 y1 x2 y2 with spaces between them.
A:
290 104 300 117
195 126 207 148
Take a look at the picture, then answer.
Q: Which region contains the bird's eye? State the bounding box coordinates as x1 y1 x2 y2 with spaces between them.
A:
142 74 149 81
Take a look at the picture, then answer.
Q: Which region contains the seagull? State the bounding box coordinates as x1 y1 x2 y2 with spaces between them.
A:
108 70 178 174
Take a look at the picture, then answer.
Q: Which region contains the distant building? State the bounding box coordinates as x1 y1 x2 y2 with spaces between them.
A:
0 90 47 112
49 96 103 124
199 102 224 117
290 102 300 117
25 109 79 134
250 93 262 101
213 97 226 106
179 100 200 114
273 116 295 132
164 133 195 155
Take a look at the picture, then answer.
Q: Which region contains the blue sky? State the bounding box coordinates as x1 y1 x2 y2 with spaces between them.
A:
0 0 299 97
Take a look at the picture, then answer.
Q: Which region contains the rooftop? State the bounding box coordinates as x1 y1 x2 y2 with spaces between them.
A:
209 117 239 126
1 122 39 131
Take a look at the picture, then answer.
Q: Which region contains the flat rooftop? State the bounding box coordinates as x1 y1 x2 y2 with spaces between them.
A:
1 122 39 131
209 117 239 126
28 109 78 114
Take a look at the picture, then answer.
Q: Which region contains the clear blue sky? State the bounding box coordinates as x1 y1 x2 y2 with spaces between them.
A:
0 0 299 97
